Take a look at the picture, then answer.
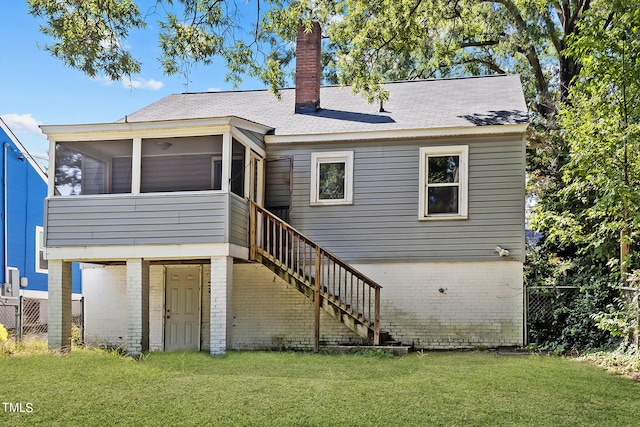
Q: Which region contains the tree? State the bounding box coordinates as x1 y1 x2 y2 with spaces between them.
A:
549 0 640 275
27 1 592 115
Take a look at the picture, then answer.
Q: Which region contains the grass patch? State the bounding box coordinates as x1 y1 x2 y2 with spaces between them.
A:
580 346 640 380
1 349 639 426
0 336 49 357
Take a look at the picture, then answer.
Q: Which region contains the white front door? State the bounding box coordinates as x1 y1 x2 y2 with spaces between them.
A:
165 266 201 351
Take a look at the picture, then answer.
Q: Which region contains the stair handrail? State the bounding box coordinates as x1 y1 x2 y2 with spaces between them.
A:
249 200 381 345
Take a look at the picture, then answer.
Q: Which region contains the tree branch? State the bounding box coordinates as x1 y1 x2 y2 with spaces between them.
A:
487 0 554 115
457 58 506 74
542 13 563 56
460 40 499 48
570 0 591 31
374 0 424 53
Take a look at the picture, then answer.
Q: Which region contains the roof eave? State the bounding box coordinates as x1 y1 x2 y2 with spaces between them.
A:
40 116 273 141
0 117 48 181
265 123 529 144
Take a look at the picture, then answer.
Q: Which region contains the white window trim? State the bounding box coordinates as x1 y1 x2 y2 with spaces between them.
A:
35 226 48 273
310 151 354 206
419 145 469 220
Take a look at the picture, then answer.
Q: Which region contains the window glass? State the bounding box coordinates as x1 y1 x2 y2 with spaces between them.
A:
231 139 245 197
318 162 346 200
428 186 459 214
141 136 222 193
427 154 460 214
55 140 132 195
428 156 459 184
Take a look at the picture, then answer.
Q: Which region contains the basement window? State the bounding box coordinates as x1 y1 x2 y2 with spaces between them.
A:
310 151 353 205
419 146 468 220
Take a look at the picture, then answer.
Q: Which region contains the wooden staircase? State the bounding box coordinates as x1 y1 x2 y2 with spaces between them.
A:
249 201 389 349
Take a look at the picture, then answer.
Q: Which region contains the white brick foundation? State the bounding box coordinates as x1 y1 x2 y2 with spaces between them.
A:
230 263 364 350
352 261 524 348
83 265 127 347
48 260 73 351
125 259 149 356
83 259 523 352
209 256 232 354
201 265 211 351
148 266 165 351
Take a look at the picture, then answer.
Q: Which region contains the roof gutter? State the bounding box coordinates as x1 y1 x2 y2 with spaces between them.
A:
265 123 529 145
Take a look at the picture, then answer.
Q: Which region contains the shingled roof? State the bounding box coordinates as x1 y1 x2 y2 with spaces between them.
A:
121 74 528 136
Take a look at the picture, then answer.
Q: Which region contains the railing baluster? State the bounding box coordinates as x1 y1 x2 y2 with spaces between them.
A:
288 229 292 270
265 215 271 257
368 286 372 325
278 221 283 265
248 201 383 344
350 273 354 313
302 237 306 279
335 263 339 302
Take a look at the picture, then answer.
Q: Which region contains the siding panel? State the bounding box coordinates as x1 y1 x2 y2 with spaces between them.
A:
264 157 291 208
266 134 525 263
229 194 248 246
45 192 247 248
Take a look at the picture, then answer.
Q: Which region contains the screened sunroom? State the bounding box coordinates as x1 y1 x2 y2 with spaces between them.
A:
42 118 267 253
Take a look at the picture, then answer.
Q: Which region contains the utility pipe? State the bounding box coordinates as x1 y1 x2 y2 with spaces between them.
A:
3 142 8 285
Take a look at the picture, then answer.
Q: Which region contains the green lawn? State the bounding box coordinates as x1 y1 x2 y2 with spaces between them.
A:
1 349 639 426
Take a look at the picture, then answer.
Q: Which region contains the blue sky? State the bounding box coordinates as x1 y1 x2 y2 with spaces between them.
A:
0 2 266 168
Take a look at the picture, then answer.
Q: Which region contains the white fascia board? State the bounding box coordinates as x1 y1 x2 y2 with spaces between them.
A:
0 117 48 182
46 243 249 262
40 117 270 142
228 116 273 135
265 123 529 145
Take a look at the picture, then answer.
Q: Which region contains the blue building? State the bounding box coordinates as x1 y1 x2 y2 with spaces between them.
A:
0 118 81 298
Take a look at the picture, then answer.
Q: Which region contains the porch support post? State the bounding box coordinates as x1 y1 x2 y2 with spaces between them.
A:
221 131 232 193
131 137 142 195
126 258 149 356
48 260 72 352
210 256 233 355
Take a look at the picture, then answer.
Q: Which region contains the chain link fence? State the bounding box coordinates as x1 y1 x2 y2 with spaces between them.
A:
525 286 579 345
0 296 83 343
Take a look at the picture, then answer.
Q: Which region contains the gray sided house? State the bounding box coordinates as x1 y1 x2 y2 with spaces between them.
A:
43 27 528 355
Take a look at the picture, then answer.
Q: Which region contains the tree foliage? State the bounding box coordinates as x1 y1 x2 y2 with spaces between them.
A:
536 0 640 270
28 0 145 80
27 0 592 117
525 1 640 351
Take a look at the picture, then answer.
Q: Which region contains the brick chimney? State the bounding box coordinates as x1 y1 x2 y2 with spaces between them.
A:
295 21 321 113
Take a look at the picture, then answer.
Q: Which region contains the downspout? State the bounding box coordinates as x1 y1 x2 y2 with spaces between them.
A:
3 142 8 285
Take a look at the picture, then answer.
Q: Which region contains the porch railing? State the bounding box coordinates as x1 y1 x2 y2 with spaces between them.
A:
249 201 381 346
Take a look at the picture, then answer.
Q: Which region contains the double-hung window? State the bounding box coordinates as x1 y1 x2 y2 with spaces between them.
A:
35 226 48 273
310 151 354 205
419 146 468 219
